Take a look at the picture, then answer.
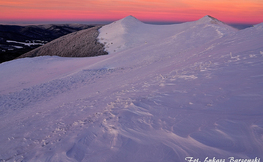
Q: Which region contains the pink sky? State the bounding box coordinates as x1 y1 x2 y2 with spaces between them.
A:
1 0 263 24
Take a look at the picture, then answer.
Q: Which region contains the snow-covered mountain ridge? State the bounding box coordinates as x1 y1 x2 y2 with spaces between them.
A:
0 16 263 161
98 15 237 54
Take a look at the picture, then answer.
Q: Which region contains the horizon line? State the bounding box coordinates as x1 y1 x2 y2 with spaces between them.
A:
0 19 258 25
0 21 255 30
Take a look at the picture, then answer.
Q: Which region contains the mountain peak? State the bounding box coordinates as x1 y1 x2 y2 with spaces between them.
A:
206 15 217 20
123 15 138 20
197 15 223 25
119 15 142 25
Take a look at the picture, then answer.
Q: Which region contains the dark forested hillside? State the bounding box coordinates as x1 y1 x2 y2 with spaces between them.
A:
0 24 97 63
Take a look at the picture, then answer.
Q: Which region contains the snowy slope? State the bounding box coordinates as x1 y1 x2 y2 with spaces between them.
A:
0 16 263 162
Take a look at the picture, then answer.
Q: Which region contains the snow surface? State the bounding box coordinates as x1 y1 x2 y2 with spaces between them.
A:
0 16 263 161
6 40 46 47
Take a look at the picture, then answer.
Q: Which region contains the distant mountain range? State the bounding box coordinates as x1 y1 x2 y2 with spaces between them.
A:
0 24 97 63
0 20 254 64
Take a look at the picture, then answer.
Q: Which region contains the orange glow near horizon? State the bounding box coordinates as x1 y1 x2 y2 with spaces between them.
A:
0 0 263 24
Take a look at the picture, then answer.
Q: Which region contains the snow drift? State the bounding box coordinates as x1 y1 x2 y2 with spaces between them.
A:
0 15 263 162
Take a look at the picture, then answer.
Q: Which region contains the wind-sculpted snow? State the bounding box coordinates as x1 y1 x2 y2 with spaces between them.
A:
0 16 263 161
